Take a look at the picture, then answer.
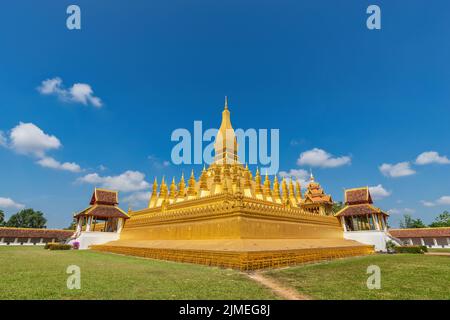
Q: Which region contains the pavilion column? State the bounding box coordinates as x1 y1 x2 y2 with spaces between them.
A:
447 238 450 247
85 216 92 232
433 238 438 247
341 217 347 232
76 218 82 234
409 238 413 245
420 238 425 246
117 218 124 233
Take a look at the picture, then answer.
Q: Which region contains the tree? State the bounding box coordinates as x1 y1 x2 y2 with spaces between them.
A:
399 214 426 229
0 209 5 226
65 218 77 230
332 201 344 214
5 209 47 229
429 211 450 228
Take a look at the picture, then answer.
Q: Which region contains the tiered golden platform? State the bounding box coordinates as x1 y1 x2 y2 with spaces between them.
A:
91 194 374 270
91 101 374 270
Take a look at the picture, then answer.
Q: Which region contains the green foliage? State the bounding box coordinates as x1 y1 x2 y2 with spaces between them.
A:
64 219 77 230
394 246 427 254
429 211 450 228
399 214 426 229
45 243 71 250
0 209 4 226
386 240 397 252
332 201 344 214
5 208 47 228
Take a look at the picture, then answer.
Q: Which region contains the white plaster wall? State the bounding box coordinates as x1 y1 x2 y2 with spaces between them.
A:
344 230 391 252
69 231 120 250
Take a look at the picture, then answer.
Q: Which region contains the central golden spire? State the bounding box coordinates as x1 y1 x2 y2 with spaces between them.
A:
214 97 238 164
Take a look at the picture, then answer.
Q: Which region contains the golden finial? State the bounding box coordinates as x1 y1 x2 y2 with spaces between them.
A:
224 96 228 110
310 169 314 181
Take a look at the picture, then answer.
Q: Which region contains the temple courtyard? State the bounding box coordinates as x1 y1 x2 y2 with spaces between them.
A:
1 246 449 300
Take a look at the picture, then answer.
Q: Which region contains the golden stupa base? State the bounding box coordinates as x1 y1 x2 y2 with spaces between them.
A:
91 239 374 270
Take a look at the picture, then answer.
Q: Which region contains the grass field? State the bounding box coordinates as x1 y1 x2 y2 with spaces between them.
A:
266 254 450 300
428 248 450 253
2 247 450 300
0 246 276 300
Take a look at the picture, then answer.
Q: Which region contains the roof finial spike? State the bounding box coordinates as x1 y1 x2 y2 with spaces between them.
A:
310 169 314 181
224 96 228 110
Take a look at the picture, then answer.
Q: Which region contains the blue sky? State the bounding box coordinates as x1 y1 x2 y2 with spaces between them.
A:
1 0 449 228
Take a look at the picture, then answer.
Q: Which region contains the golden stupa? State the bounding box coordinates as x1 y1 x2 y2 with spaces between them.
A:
92 99 373 270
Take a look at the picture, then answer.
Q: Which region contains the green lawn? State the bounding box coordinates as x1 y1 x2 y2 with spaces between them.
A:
266 254 450 300
428 248 450 253
0 246 276 300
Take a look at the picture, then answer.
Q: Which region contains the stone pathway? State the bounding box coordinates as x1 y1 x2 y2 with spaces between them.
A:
425 252 450 257
246 272 311 300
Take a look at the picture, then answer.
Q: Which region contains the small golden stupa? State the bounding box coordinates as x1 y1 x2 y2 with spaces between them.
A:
92 98 373 270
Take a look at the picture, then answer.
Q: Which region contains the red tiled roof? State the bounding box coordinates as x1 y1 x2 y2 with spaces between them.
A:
90 189 118 205
335 204 388 217
0 227 74 239
74 205 129 219
389 227 450 238
345 187 373 205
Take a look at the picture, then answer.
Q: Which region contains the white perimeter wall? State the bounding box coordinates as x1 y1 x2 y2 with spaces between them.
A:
344 230 392 252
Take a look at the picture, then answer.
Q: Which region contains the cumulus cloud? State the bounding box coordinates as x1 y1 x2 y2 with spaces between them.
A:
148 155 171 169
368 184 391 200
422 195 450 207
9 122 61 157
77 170 150 192
279 169 309 185
36 156 81 173
388 208 415 215
379 162 416 178
0 197 25 210
415 151 450 165
1 122 82 172
297 148 351 168
37 77 102 108
0 131 6 147
123 191 151 207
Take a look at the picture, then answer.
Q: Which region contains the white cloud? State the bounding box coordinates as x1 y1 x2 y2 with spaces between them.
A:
36 156 81 173
415 151 450 165
37 77 102 108
420 196 450 207
148 155 171 169
297 148 351 168
2 122 83 173
123 191 151 207
420 200 436 207
279 169 309 185
388 208 415 215
379 162 416 178
437 196 450 205
368 184 391 200
0 131 6 147
9 122 61 157
0 197 25 210
77 170 150 192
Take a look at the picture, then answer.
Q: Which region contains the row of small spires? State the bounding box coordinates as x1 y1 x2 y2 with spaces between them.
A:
147 165 308 208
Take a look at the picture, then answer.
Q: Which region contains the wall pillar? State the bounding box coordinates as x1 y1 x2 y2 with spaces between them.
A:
85 216 92 232
341 217 347 232
117 218 124 233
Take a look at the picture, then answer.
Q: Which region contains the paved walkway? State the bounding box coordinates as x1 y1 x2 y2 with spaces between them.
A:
425 252 450 257
246 272 311 300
